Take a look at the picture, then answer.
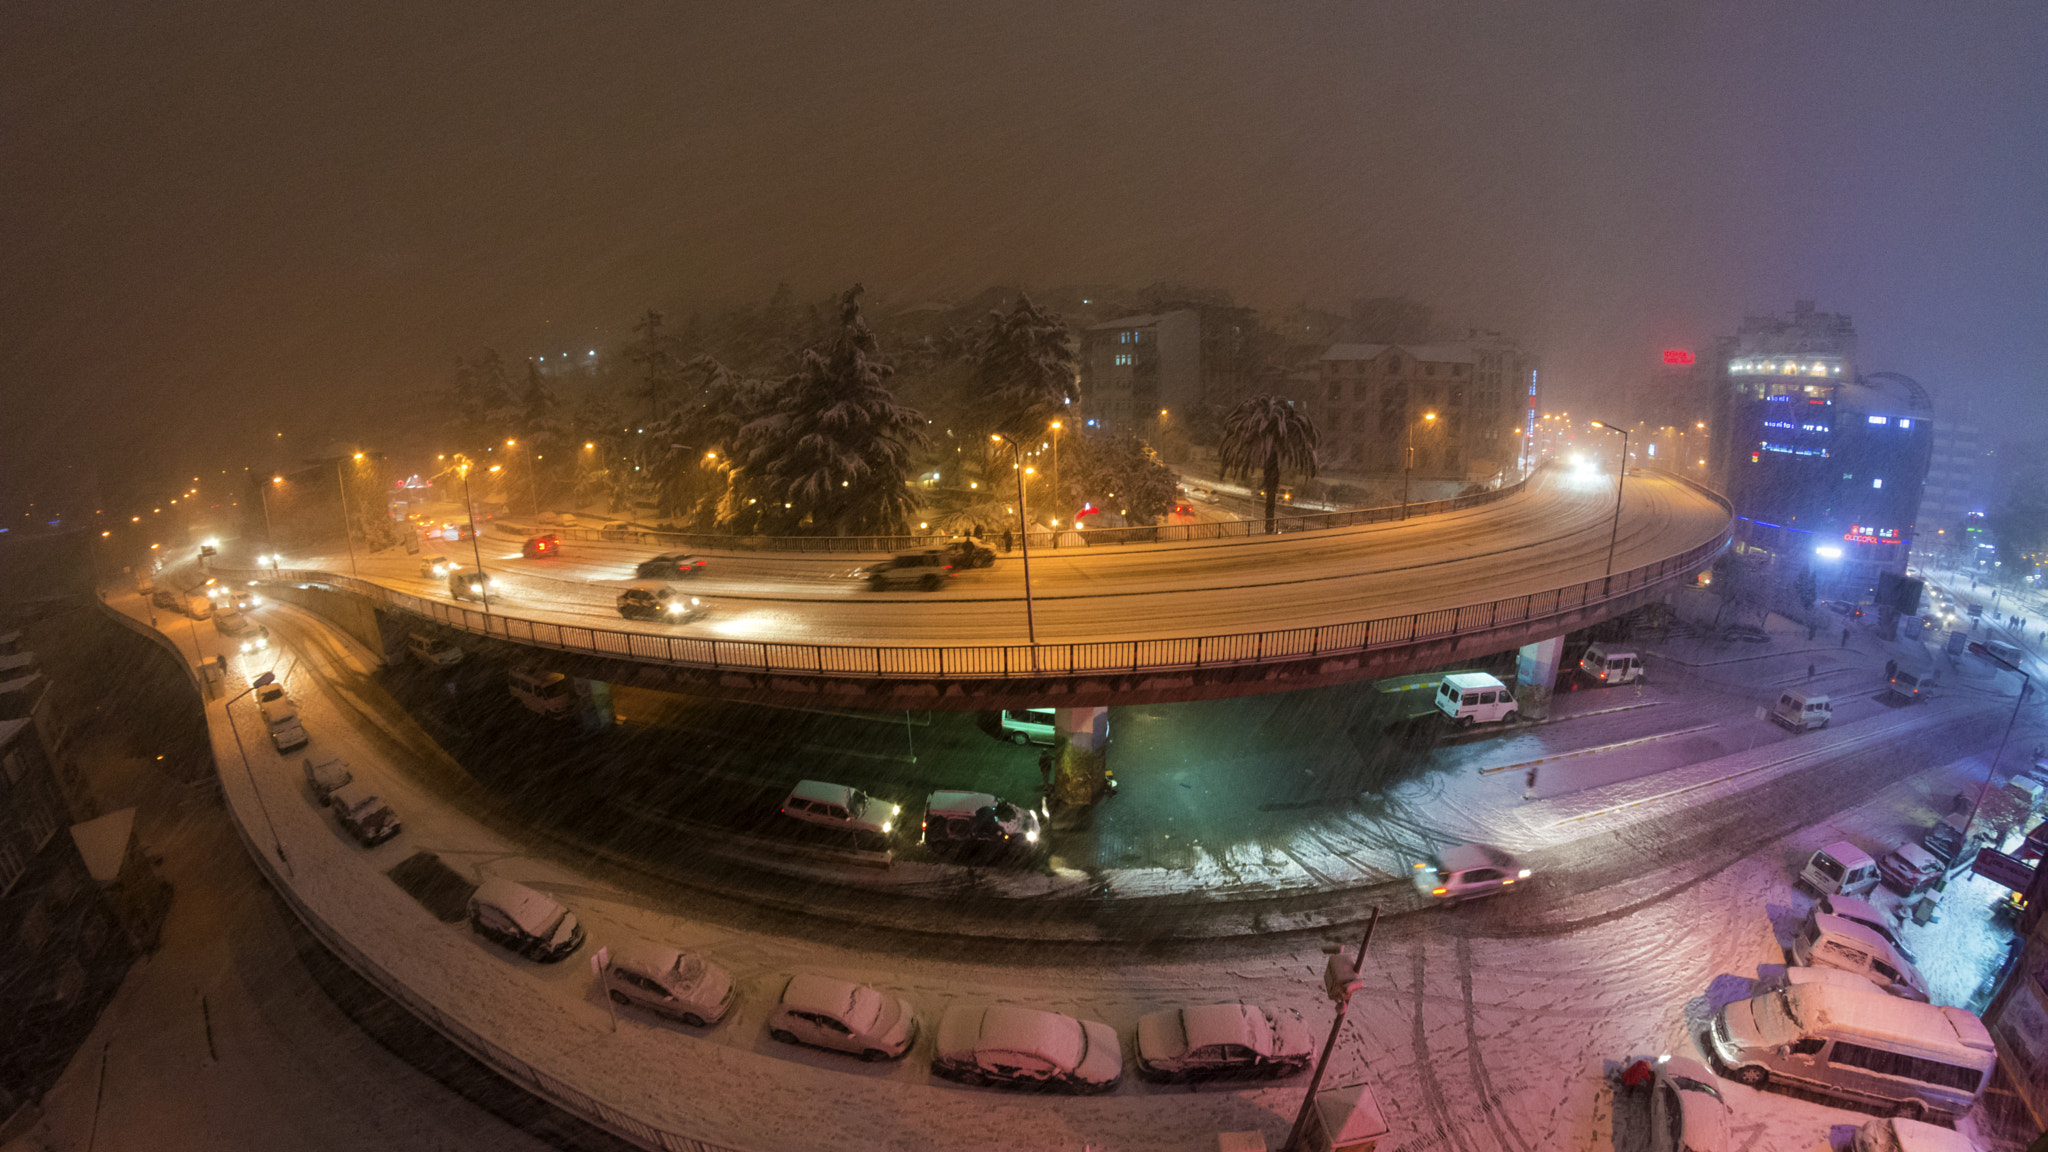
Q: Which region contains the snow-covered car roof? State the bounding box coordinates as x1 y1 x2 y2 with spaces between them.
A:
1889 841 1939 869
615 941 704 985
1439 671 1506 690
1816 839 1875 868
789 780 857 807
471 878 566 938
971 1005 1085 1070
925 790 998 817
1878 1116 1988 1152
780 973 862 1019
1785 983 1992 1052
1180 1003 1273 1056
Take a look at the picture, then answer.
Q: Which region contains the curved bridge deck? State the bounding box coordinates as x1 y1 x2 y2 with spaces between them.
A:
256 469 1731 707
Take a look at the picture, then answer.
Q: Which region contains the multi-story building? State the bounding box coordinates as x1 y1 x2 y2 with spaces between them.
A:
1715 302 1934 596
0 714 133 1125
1626 353 1718 485
1312 334 1536 484
1078 311 1200 434
1921 418 1993 537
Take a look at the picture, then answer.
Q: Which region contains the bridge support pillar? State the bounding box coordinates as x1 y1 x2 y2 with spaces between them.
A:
1052 707 1111 808
573 678 615 732
1516 637 1564 720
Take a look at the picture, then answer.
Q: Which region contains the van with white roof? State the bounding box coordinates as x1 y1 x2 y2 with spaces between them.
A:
1798 841 1880 898
1432 672 1519 727
1772 688 1832 732
508 666 572 719
1852 1115 1986 1152
1709 981 1994 1122
1793 910 1930 1001
1576 644 1642 686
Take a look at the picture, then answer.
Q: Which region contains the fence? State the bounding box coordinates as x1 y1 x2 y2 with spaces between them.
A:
252 507 1733 685
512 471 1535 555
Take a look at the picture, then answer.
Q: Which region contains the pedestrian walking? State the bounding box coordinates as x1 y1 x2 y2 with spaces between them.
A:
1808 662 1816 679
1523 766 1539 802
1002 528 1013 553
1038 749 1056 796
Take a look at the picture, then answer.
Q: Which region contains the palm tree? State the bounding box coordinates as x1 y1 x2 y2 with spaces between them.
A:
1217 395 1319 534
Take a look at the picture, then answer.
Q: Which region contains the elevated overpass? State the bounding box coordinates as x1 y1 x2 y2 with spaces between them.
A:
244 468 1731 708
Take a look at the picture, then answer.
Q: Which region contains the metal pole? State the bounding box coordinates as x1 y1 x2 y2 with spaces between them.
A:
1282 905 1381 1152
259 483 276 553
336 459 359 578
1009 438 1038 651
1962 661 2030 847
1605 429 1629 577
1402 420 1412 521
225 677 292 876
463 469 490 613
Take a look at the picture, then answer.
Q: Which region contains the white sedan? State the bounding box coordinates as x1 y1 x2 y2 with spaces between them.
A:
932 1003 1122 1093
1135 1002 1313 1082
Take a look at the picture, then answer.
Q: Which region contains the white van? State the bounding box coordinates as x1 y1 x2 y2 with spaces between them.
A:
1792 911 1930 1001
1710 982 1993 1123
1577 644 1643 686
1798 841 1880 898
1984 639 2022 666
1772 689 1832 732
1433 672 1518 727
406 632 464 667
508 667 572 719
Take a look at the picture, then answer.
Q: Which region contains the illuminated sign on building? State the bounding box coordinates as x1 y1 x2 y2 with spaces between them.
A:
1730 357 1845 377
1844 525 1901 545
1663 349 1695 364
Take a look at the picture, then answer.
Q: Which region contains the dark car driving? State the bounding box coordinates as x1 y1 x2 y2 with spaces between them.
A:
635 553 706 579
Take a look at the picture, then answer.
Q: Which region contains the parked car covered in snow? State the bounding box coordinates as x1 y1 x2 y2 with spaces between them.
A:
302 756 352 805
920 790 1040 857
932 1002 1123 1093
1852 1115 1985 1152
1798 841 1880 898
1818 894 1917 963
1880 842 1945 896
1134 1002 1312 1082
467 878 585 963
1792 911 1929 1001
780 780 900 840
260 701 308 753
328 784 400 847
600 941 736 1027
766 974 916 1061
1621 1055 1731 1152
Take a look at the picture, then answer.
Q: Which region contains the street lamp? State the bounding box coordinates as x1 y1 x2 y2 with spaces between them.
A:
225 670 292 876
1589 420 1630 580
990 433 1039 650
455 458 491 612
336 455 360 578
508 438 540 514
1402 411 1438 520
1048 420 1062 522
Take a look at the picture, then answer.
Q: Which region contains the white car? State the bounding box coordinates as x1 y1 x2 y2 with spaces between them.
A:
1412 844 1530 904
933 1002 1123 1093
420 555 457 579
1135 1002 1313 1082
467 878 584 963
767 974 916 1061
1643 1055 1731 1152
239 626 271 654
779 780 900 839
1852 1115 1984 1152
601 941 736 1027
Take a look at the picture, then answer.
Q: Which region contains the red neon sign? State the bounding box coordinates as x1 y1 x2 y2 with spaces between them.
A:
1662 349 1695 364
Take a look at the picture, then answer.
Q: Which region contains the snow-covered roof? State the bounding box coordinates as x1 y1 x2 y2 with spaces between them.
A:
472 878 566 937
615 940 686 980
1812 912 1894 955
1816 840 1874 869
1319 343 1479 364
976 1004 1084 1070
1181 1003 1271 1056
925 790 998 817
790 780 856 807
780 973 859 1019
1086 311 1190 332
1886 1116 1989 1152
68 807 136 884
1787 983 1990 1057
1441 672 1506 691
1438 844 1513 872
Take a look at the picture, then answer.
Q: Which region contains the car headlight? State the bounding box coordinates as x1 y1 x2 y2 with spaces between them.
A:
880 821 892 834
1518 868 1532 878
891 804 902 815
1025 830 1038 843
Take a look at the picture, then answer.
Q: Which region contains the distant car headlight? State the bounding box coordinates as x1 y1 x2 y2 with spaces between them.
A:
880 821 892 834
1518 868 1532 878
1025 830 1039 843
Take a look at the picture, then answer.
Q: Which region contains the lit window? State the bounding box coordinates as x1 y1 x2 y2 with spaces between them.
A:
1873 478 1883 488
1869 415 1888 425
1115 353 1132 367
1898 419 1911 429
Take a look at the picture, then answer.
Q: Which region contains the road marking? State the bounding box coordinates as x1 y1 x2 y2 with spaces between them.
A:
1477 722 1722 774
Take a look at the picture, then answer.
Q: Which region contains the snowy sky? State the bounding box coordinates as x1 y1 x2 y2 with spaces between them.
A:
5 0 2046 510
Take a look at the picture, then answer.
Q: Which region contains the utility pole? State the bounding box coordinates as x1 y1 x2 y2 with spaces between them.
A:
1282 905 1381 1152
992 433 1038 655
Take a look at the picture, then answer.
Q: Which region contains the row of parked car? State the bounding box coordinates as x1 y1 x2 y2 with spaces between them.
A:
457 875 1311 1092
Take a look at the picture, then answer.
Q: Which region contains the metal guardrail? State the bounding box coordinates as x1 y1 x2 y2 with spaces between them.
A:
509 471 1534 555
255 510 1733 683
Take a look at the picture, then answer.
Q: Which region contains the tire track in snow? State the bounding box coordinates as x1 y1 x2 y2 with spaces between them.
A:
1456 935 1532 1152
1409 937 1479 1152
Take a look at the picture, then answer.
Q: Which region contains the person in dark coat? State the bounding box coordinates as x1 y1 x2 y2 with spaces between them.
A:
1002 528 1014 553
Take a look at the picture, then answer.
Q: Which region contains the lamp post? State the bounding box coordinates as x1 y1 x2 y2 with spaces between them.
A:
336 454 361 578
1048 420 1062 525
225 671 292 876
1280 905 1382 1152
261 476 280 554
457 459 491 613
1402 410 1438 520
991 433 1038 651
1589 420 1630 580
508 438 540 515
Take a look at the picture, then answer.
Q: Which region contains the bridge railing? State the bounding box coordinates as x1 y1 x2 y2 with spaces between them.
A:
505 471 1535 555
253 516 1732 681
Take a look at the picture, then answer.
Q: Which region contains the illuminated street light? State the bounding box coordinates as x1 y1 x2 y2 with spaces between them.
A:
1402 411 1439 520
1588 419 1630 580
990 432 1040 651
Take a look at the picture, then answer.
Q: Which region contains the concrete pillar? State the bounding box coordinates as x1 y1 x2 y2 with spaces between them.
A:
574 678 615 733
1052 706 1110 808
1516 636 1565 720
